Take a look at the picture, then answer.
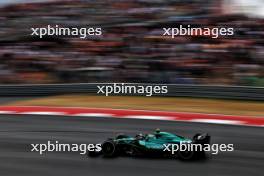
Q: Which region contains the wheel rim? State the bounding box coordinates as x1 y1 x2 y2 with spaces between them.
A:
102 142 115 155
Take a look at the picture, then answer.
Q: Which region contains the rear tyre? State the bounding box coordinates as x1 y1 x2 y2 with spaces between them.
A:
178 150 194 160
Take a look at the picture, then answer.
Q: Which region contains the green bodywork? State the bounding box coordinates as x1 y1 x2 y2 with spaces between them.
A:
114 132 192 152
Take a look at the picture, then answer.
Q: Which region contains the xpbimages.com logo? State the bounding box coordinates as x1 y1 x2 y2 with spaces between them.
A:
31 25 102 39
163 143 234 155
97 83 168 96
163 25 234 39
31 141 101 155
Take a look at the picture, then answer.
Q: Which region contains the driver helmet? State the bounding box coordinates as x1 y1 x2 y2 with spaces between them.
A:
155 129 161 138
155 128 160 134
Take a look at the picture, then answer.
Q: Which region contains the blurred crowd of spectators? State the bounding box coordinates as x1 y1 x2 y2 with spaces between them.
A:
0 0 263 86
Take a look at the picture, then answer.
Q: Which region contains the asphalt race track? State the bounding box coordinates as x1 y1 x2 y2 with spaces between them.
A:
0 114 263 176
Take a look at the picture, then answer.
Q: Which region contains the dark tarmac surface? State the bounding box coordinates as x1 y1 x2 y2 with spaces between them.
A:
0 114 263 176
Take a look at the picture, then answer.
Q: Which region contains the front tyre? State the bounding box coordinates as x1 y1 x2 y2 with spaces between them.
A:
102 140 117 157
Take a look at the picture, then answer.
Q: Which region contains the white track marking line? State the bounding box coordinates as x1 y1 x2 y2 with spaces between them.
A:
19 112 66 116
0 111 16 114
123 115 174 120
74 113 114 117
190 119 244 125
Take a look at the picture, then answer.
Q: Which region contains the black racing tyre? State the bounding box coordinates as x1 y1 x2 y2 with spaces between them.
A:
178 150 194 160
102 140 117 157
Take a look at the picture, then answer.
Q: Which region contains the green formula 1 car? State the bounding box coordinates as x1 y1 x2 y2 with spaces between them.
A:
89 129 210 160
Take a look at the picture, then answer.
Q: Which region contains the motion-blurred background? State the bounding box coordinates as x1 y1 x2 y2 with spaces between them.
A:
0 0 263 86
0 3 263 176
